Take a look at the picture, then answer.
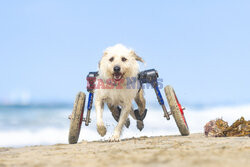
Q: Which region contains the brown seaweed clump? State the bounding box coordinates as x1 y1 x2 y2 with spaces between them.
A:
204 117 250 137
204 119 229 137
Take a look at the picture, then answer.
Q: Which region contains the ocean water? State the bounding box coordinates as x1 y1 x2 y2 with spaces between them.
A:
0 104 249 147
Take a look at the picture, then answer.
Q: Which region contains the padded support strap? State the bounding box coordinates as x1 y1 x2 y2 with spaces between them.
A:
134 109 147 121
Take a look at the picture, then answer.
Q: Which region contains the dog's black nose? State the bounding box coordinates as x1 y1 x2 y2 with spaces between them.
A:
113 66 121 72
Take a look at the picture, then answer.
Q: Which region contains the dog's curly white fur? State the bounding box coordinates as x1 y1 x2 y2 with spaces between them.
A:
95 44 146 142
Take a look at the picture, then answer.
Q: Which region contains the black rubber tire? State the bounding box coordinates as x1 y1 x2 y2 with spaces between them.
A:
68 92 86 144
164 85 189 136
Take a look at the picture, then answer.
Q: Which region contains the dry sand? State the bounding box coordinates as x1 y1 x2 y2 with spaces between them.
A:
0 133 249 167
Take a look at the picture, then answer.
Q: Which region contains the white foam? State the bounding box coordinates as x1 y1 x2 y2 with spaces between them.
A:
0 128 68 147
0 104 249 147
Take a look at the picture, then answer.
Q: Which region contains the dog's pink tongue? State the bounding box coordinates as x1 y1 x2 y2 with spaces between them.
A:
114 73 122 80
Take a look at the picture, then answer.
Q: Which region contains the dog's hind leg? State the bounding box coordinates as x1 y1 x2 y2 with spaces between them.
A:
135 89 146 115
107 103 130 128
109 103 132 142
134 89 146 131
95 98 106 137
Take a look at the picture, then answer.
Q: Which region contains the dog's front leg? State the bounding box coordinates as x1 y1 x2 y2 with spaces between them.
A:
95 98 106 137
109 103 131 142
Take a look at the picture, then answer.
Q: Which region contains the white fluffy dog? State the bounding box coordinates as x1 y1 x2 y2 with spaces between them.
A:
95 44 146 142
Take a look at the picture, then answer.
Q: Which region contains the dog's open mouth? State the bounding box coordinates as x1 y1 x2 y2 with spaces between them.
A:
113 72 124 81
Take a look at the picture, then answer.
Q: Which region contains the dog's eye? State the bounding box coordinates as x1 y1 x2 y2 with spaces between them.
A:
121 57 127 62
109 57 114 62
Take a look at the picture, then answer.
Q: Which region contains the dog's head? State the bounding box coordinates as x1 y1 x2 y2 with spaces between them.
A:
99 44 144 81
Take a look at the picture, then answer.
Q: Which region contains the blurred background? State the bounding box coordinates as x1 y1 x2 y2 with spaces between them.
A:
0 0 250 147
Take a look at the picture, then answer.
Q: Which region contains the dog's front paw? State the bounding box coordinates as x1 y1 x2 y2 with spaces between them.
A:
97 124 107 137
108 135 120 142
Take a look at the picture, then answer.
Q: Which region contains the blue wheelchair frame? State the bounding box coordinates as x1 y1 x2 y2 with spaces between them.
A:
83 69 170 126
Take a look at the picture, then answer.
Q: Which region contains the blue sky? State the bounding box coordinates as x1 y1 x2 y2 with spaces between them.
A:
0 0 250 107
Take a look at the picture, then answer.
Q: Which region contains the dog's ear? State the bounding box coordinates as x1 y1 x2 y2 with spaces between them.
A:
99 51 108 68
103 51 108 56
130 50 145 63
98 61 101 68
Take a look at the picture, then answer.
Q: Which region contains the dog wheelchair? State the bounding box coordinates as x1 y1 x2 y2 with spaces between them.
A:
68 69 189 144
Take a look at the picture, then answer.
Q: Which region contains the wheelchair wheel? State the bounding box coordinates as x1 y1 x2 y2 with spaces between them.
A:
164 85 189 136
68 92 86 144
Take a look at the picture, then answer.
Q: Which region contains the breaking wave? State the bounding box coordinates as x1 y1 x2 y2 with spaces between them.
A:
0 104 249 147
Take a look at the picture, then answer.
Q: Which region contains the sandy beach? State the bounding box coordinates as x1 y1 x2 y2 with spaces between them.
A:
0 133 249 167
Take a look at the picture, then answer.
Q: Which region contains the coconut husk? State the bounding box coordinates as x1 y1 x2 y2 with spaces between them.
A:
204 117 250 137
